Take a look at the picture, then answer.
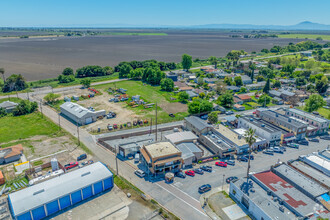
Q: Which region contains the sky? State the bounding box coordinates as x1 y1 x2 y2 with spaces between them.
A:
1 0 330 27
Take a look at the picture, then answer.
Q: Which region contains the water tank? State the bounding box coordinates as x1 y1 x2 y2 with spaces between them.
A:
51 158 59 171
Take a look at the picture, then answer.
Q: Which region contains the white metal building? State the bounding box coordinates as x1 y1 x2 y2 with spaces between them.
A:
8 162 113 220
60 102 106 125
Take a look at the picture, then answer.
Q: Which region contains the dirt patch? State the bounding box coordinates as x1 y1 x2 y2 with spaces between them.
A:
159 102 187 114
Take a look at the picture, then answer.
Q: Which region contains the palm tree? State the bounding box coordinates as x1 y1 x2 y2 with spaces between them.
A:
0 68 5 82
243 128 256 183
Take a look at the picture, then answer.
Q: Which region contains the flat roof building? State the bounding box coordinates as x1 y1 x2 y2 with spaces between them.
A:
165 131 198 145
8 162 113 220
299 154 330 177
184 116 212 136
60 102 106 125
140 142 182 175
176 142 202 167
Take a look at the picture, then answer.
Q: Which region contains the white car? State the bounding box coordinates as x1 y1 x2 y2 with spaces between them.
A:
134 170 145 178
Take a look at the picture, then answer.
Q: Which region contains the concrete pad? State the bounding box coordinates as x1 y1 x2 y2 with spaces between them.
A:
223 204 247 220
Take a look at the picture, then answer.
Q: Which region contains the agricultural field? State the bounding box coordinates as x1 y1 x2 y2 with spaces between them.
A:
278 34 330 41
0 29 307 81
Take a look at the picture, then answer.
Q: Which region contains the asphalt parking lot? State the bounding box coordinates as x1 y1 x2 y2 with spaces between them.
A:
164 138 330 201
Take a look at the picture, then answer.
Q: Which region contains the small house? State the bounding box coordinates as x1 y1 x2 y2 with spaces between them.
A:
234 94 252 103
272 97 284 105
186 91 198 100
213 103 226 113
233 104 245 111
241 75 252 84
227 86 240 92
0 101 18 113
166 72 178 82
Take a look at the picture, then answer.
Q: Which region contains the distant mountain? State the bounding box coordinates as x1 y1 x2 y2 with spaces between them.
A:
188 21 330 30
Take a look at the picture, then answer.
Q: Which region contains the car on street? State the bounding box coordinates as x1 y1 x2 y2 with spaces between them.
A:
309 138 319 143
226 176 238 183
193 168 204 175
215 161 227 167
198 184 212 194
286 143 299 149
200 165 212 172
77 154 87 161
297 139 309 145
175 171 186 178
64 162 79 170
134 170 146 178
225 160 235 166
225 111 234 115
272 147 284 154
263 149 274 155
245 155 254 160
185 170 195 177
320 135 330 140
237 156 248 162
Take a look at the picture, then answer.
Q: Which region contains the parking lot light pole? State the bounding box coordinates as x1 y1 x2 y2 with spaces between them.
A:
222 174 225 191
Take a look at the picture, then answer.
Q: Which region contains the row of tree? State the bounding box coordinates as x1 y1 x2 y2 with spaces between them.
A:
114 60 177 72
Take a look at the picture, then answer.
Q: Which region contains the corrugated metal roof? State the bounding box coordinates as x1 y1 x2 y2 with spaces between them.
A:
185 116 211 132
60 102 92 118
176 143 202 156
165 132 198 144
0 101 18 108
9 162 112 216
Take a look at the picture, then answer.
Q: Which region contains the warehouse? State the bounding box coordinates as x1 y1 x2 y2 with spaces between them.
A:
8 162 113 220
60 102 106 125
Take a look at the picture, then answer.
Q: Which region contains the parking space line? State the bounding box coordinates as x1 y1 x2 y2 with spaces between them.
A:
155 183 207 217
167 182 201 203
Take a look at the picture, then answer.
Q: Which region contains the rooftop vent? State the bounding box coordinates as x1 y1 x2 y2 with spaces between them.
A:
261 124 265 127
81 171 91 177
276 114 279 117
288 119 291 122
33 189 45 195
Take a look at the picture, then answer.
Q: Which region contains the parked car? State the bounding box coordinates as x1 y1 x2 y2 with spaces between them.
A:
134 170 146 178
175 171 186 178
263 149 274 155
169 113 175 117
77 154 87 161
64 162 79 170
134 153 140 163
245 155 254 160
237 156 248 162
286 143 299 149
226 176 238 183
185 170 195 177
309 138 319 143
297 139 309 146
200 165 212 172
193 168 204 175
107 124 113 130
225 111 234 115
320 135 330 140
87 160 93 164
272 147 284 154
215 161 227 167
198 184 211 194
226 160 235 166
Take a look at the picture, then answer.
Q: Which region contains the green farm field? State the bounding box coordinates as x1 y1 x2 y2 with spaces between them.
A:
278 34 330 41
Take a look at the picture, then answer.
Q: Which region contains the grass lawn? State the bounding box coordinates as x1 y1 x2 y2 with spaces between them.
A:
0 97 22 103
0 112 61 144
297 106 330 119
278 34 330 41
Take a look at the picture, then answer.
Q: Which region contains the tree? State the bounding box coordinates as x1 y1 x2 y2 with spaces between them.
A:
258 94 272 107
58 74 75 83
2 74 28 93
62 67 74 76
0 68 5 82
81 78 91 88
160 78 174 92
208 111 218 124
244 128 256 182
256 75 265 82
226 50 244 66
224 76 235 86
181 54 192 71
215 81 227 94
263 78 271 94
282 64 296 75
217 91 234 108
188 99 212 114
234 76 243 87
273 80 281 88
13 100 38 116
239 87 247 93
44 93 61 104
209 56 218 69
304 94 326 112
103 66 114 75
130 68 143 80
178 92 189 103
261 48 269 53
119 64 132 78
249 62 256 82
315 76 329 94
199 92 206 99
0 107 7 118
197 77 204 86
295 77 307 87
76 65 106 78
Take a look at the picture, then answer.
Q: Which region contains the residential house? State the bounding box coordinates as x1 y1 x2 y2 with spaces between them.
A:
179 86 194 92
203 78 217 84
213 103 226 113
272 97 284 105
140 142 183 175
234 94 252 103
186 91 199 100
301 51 312 57
246 81 265 90
241 75 252 84
227 86 240 92
166 72 178 82
223 116 238 127
174 81 187 88
269 90 282 98
271 64 283 69
256 109 307 140
0 101 18 113
233 97 243 105
0 144 23 164
233 104 245 111
279 89 296 101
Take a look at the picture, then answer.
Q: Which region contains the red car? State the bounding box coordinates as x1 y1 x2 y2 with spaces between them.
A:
185 170 195 176
215 161 227 167
64 162 78 170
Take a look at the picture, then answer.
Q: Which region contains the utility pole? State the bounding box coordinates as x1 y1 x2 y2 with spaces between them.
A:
115 146 119 175
155 102 158 141
39 100 43 117
222 174 225 191
27 90 30 101
76 119 80 146
58 112 61 130
149 118 152 135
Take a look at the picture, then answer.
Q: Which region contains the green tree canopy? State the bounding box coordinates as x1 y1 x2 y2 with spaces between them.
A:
217 91 234 108
62 67 74 76
178 91 189 103
103 66 114 75
181 54 193 71
188 99 212 114
304 94 326 112
208 111 218 124
44 93 61 104
81 78 91 88
234 76 243 87
315 76 329 94
2 74 28 93
13 100 38 116
208 56 218 69
119 64 133 78
160 78 174 92
263 78 271 94
258 94 272 107
273 80 281 88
